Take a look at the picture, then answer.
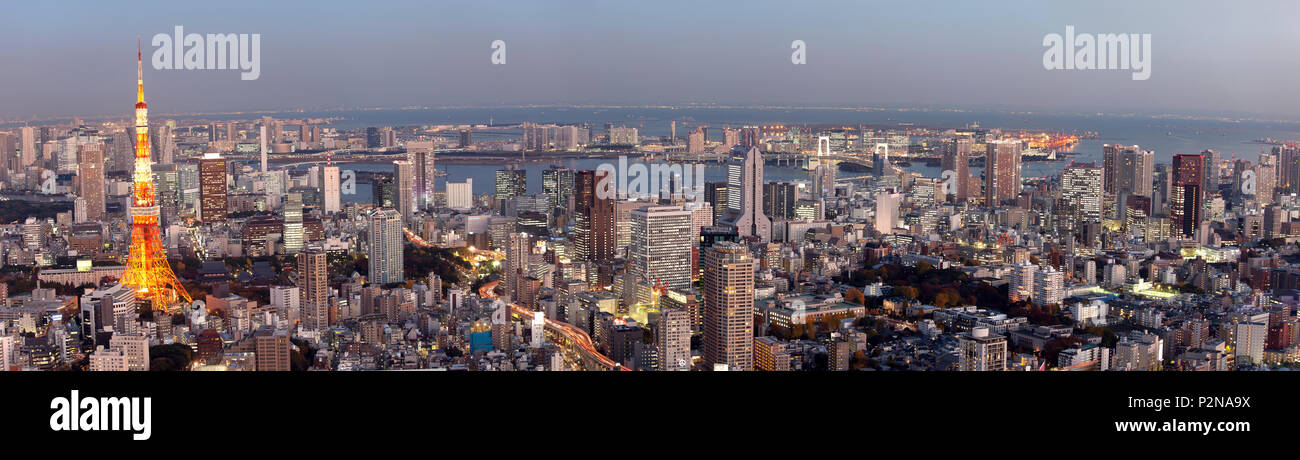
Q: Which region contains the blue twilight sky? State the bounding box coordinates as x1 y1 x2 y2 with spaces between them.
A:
2 0 1299 121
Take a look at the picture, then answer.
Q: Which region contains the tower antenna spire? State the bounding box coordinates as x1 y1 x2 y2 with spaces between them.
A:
136 36 145 103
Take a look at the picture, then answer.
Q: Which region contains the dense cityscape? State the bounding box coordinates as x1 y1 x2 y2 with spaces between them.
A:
3 49 1300 374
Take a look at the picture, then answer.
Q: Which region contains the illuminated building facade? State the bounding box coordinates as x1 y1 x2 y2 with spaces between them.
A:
119 45 191 309
1171 153 1204 238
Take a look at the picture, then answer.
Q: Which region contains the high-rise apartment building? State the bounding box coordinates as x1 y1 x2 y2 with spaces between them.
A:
393 160 414 222
1256 154 1277 204
504 232 531 300
1273 145 1300 195
1032 266 1065 306
297 248 329 330
408 143 437 210
702 242 754 371
367 208 404 285
984 140 1022 205
942 137 972 202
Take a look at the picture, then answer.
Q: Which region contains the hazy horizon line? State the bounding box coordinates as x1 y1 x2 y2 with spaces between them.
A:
9 102 1300 129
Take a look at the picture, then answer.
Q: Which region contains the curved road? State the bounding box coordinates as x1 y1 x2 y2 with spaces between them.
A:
510 304 628 371
406 227 627 371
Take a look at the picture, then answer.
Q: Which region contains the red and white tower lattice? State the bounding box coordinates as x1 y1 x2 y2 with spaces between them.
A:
119 41 191 310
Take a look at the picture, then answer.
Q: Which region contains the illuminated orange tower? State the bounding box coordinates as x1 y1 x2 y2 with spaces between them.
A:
120 42 191 310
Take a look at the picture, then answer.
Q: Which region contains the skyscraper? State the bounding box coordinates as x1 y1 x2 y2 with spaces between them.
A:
1273 145 1299 195
152 123 174 166
153 164 179 227
942 137 971 202
112 129 133 174
875 191 901 234
19 126 35 168
283 192 304 254
76 143 105 222
367 208 404 285
1256 153 1277 204
704 181 728 222
393 160 414 222
762 182 797 220
630 206 693 292
702 242 754 371
1202 149 1220 201
542 166 574 210
495 168 526 201
984 140 1022 205
720 146 771 241
1172 153 1205 238
1060 163 1103 224
574 169 614 264
1102 143 1125 195
614 200 644 259
372 174 395 208
297 248 328 330
259 125 268 173
1106 145 1155 198
408 143 437 210
199 152 227 222
504 232 531 300
321 165 340 214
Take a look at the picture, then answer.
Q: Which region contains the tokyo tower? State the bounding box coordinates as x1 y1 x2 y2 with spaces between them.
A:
119 42 192 310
